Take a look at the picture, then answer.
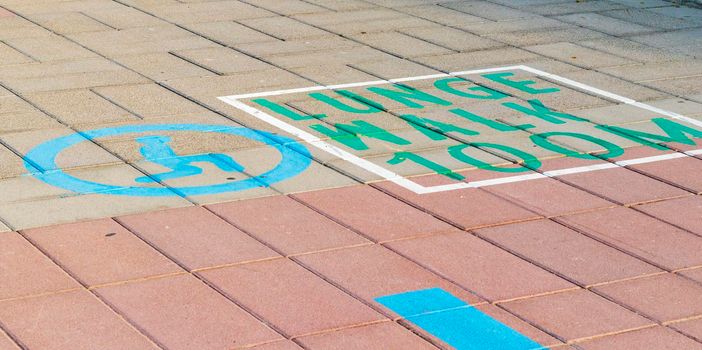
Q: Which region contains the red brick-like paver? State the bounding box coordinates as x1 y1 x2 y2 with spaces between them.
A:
577 326 702 350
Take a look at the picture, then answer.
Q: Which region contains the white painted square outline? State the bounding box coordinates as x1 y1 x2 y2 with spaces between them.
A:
219 65 702 194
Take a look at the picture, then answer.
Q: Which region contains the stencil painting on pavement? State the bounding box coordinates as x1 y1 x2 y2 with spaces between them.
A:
2 1 702 350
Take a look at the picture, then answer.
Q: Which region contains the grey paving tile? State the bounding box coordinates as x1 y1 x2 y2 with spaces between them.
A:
25 89 138 126
628 28 702 57
400 26 505 52
525 42 637 68
555 12 658 36
114 52 215 81
601 8 701 30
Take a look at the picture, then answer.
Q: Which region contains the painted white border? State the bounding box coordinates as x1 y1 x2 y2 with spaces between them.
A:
219 65 702 194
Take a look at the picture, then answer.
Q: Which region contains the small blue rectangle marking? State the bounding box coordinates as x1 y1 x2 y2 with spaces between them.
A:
375 288 545 350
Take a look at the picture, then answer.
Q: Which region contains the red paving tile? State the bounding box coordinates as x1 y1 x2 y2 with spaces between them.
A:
0 290 158 350
0 232 79 300
117 206 279 270
249 340 304 350
576 326 702 350
385 231 575 302
476 219 661 286
472 303 563 348
670 318 702 342
296 322 437 350
557 207 702 270
484 177 614 217
295 245 482 306
557 167 688 205
376 182 541 230
630 156 702 193
293 185 457 242
22 219 181 286
0 332 18 350
501 289 653 342
94 274 281 350
634 195 702 236
593 274 702 322
680 267 702 284
199 258 384 337
208 195 369 255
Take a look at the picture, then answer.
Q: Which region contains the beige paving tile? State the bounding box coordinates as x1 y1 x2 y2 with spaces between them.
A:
3 35 97 61
93 83 207 119
25 89 138 126
171 46 273 75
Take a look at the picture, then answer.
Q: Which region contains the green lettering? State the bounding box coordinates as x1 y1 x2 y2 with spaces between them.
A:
368 84 451 109
482 72 559 94
309 90 384 114
596 118 702 150
388 151 465 180
434 77 507 100
530 131 624 159
310 120 410 151
503 99 589 124
253 98 325 121
400 114 479 141
449 143 540 172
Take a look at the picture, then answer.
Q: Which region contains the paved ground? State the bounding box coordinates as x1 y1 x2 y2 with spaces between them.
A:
1 0 702 349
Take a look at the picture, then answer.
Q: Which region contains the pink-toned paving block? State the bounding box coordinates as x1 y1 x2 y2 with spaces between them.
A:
296 321 437 350
679 267 702 284
207 195 369 256
385 231 575 302
576 326 702 350
117 206 279 270
0 290 158 350
501 289 653 342
634 195 702 236
593 274 702 322
476 219 661 286
557 207 702 270
22 218 182 286
630 156 702 193
0 232 78 300
293 185 457 242
249 340 303 350
483 176 614 217
295 245 482 307
0 331 18 350
199 258 385 337
94 274 282 350
375 181 541 230
0 9 14 18
669 318 702 342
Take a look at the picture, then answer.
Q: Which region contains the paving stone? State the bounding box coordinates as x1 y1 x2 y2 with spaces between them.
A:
441 1 539 21
526 42 636 68
31 12 113 34
2 69 149 93
81 6 166 29
485 26 607 47
0 231 79 299
241 16 329 40
199 258 384 337
679 267 702 284
0 146 27 179
184 21 278 47
599 60 702 82
117 206 279 270
669 318 702 341
643 75 702 97
300 0 375 11
296 244 482 305
549 69 667 102
594 273 702 322
250 341 303 350
3 35 97 62
25 89 137 126
576 325 702 349
147 1 274 24
476 219 660 285
0 331 19 350
246 0 329 15
557 207 702 270
292 185 457 242
0 290 159 350
162 68 312 97
114 52 216 81
386 231 575 301
630 156 702 193
22 218 182 286
297 322 437 350
0 17 51 40
501 289 653 342
460 16 568 35
266 46 396 69
555 12 658 36
350 32 453 58
579 37 688 63
95 274 282 350
602 8 700 30
171 46 273 75
415 47 540 72
400 26 504 52
634 195 702 235
92 83 207 119
235 36 357 57
648 6 702 23
525 1 629 15
208 195 368 256
0 42 33 65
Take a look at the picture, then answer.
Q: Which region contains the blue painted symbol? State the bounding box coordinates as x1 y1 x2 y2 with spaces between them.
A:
376 288 545 350
134 135 245 183
25 124 312 196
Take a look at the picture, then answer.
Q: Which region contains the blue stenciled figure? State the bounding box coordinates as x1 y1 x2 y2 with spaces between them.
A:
134 135 244 183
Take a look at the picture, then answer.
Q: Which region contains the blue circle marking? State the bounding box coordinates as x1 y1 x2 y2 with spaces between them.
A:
25 124 312 196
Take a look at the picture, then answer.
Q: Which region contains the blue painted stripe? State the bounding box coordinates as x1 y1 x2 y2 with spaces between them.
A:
375 288 545 350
